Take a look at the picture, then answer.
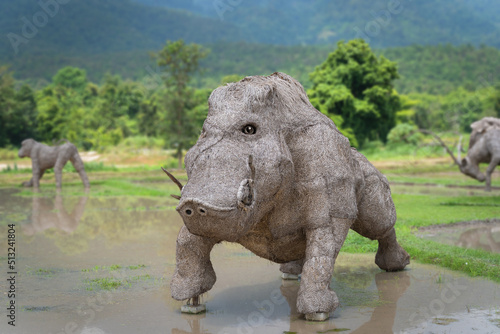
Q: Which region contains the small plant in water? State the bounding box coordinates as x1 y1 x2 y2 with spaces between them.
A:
436 273 444 284
128 264 146 270
27 267 54 276
82 265 101 272
86 277 122 291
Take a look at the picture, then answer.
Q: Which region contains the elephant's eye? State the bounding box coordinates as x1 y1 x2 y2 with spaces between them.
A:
242 124 256 135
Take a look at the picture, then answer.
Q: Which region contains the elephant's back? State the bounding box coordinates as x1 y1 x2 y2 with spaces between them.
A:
485 128 500 153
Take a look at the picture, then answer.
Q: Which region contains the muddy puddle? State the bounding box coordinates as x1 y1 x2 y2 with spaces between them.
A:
0 189 499 334
389 182 500 196
418 220 500 254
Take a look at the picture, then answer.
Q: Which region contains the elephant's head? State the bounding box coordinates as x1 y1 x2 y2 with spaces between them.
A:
175 74 310 241
18 139 35 158
460 157 486 182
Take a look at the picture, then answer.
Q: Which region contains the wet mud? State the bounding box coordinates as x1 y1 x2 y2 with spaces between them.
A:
0 189 499 334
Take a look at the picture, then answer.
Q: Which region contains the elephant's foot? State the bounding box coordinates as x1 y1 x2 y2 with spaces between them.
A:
375 230 410 272
181 296 206 314
297 288 338 319
280 259 303 280
22 181 33 187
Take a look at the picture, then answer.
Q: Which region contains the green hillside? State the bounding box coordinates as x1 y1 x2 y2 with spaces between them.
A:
6 43 500 97
134 0 500 47
0 0 242 59
1 0 499 95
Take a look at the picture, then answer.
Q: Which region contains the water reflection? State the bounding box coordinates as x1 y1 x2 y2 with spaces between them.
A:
19 195 180 256
1 187 498 334
456 224 500 253
171 315 206 334
350 272 410 334
419 220 500 253
23 194 88 235
171 270 410 334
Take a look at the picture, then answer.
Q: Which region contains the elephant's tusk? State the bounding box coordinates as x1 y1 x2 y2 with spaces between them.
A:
161 167 184 190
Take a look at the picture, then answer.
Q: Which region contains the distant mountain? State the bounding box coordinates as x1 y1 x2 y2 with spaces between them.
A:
134 0 500 48
0 0 243 59
2 0 498 63
1 0 499 92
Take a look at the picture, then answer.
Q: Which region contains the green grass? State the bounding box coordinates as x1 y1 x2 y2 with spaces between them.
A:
360 142 445 161
0 163 31 174
82 264 146 272
82 265 154 291
11 175 182 199
436 273 443 284
386 174 483 186
342 193 500 282
26 267 56 276
128 264 146 270
439 201 500 207
0 148 18 160
85 277 122 291
63 162 118 173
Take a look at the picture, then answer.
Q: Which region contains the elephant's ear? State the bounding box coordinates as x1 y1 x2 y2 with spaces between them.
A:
287 122 359 226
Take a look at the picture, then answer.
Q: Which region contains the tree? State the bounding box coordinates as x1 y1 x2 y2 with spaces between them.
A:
154 40 209 169
52 67 88 91
308 39 401 147
493 85 500 118
387 123 422 146
0 67 16 147
220 74 244 85
0 66 38 147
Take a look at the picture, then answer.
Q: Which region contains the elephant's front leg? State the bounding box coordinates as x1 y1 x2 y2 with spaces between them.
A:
171 225 217 312
30 168 45 189
485 157 499 192
54 158 67 189
297 218 352 321
22 178 33 187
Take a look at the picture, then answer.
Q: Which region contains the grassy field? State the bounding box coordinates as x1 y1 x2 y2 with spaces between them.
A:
1 146 499 282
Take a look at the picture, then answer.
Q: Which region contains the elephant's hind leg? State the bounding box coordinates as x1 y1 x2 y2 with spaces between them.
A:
351 174 409 272
70 153 90 188
374 228 410 271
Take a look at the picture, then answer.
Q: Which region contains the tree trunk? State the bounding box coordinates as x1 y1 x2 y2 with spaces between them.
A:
177 148 183 170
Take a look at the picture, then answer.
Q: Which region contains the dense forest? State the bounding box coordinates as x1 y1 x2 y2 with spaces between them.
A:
1 40 499 152
4 43 500 96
